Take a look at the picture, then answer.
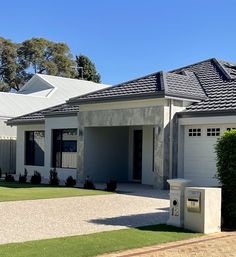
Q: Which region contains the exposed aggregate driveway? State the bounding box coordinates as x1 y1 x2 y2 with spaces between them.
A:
0 185 169 244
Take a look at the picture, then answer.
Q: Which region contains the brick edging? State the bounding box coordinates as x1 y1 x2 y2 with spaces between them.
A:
119 233 234 257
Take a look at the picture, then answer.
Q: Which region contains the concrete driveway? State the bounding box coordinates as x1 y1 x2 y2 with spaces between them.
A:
0 184 169 244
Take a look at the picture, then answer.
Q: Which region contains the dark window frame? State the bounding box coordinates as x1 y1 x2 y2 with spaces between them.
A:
52 129 77 169
25 130 45 166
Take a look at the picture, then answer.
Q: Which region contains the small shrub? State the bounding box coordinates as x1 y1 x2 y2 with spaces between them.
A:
49 168 59 186
19 169 28 183
215 129 236 228
106 180 117 192
84 176 95 189
5 174 15 182
65 176 76 187
30 171 41 184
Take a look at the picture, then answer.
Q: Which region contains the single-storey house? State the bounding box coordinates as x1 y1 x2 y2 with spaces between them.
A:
7 58 236 188
0 74 108 173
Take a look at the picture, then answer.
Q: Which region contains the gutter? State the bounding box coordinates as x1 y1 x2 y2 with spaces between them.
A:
44 111 78 117
178 109 236 118
6 119 45 126
68 92 165 104
68 92 205 105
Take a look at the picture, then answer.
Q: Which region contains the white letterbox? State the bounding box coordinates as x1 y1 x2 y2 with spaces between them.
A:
167 179 191 227
184 187 221 233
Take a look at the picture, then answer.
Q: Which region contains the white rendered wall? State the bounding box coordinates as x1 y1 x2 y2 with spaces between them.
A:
16 124 45 177
128 126 154 185
16 115 78 182
44 116 78 181
142 126 155 185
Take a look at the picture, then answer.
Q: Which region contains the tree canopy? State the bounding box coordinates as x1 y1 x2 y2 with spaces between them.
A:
0 37 18 91
0 37 101 91
76 55 101 83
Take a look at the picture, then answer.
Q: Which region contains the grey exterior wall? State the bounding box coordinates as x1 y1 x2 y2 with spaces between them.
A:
84 127 129 182
77 106 166 188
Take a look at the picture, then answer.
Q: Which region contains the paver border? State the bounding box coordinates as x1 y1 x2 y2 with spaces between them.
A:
101 232 235 257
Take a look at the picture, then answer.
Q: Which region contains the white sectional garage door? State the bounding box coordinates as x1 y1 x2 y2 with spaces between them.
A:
183 124 235 186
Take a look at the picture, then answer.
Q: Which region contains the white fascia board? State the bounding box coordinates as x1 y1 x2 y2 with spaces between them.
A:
164 95 200 103
179 115 236 125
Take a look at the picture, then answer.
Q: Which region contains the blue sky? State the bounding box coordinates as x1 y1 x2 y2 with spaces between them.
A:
1 0 236 84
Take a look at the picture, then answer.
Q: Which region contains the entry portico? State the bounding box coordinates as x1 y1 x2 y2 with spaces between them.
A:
69 68 203 188
77 100 167 188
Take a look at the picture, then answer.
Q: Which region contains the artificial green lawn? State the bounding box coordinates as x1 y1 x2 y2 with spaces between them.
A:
0 225 201 257
0 181 111 202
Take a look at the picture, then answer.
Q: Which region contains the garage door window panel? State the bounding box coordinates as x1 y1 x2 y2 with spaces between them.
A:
207 128 220 137
188 128 201 137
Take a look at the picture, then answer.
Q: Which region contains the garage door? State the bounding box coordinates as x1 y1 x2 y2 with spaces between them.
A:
183 124 235 186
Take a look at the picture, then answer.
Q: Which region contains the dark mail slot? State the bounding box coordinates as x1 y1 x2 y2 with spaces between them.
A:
187 191 201 213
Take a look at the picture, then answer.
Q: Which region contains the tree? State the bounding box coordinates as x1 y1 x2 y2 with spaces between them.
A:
0 38 19 91
215 130 236 228
75 54 101 83
17 38 76 78
0 37 102 91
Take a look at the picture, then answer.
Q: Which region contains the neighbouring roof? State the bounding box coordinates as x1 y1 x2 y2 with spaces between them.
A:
0 74 108 119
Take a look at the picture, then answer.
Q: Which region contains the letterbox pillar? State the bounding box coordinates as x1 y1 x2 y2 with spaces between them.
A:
184 187 221 233
167 179 191 227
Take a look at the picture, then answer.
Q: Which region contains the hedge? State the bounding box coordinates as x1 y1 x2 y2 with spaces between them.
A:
215 129 236 228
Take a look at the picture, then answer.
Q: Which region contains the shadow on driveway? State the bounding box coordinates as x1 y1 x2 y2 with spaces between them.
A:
88 211 169 228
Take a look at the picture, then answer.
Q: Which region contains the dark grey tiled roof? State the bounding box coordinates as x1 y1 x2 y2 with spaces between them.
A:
69 72 165 102
175 58 236 112
164 71 206 99
7 103 79 125
69 70 206 104
43 103 80 115
7 57 236 125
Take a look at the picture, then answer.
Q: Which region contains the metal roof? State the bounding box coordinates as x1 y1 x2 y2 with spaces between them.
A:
1 74 108 119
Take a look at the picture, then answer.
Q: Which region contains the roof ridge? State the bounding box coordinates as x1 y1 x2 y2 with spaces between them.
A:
37 73 98 83
160 71 168 94
68 71 164 103
212 58 234 80
170 58 215 73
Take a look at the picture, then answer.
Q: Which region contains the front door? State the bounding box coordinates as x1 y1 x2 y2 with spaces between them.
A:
133 130 142 181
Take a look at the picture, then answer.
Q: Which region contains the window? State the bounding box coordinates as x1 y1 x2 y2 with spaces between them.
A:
25 131 45 166
207 128 220 136
227 128 236 131
52 129 77 168
188 128 201 137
